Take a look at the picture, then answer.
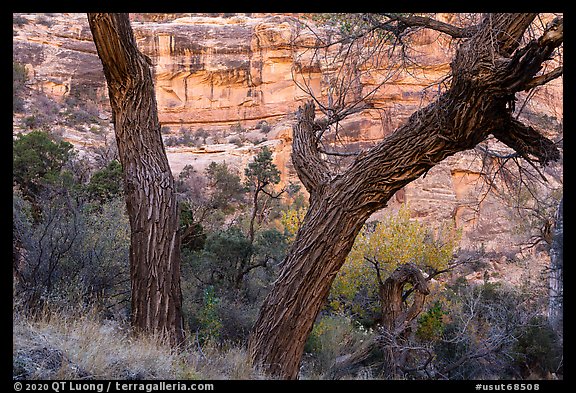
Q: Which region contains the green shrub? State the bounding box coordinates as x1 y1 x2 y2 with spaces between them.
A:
513 316 562 377
13 130 73 201
194 128 209 143
197 227 254 289
13 62 27 84
416 301 447 342
229 136 243 147
197 286 223 344
205 161 246 212
85 160 124 202
255 120 271 134
13 62 27 112
330 205 460 325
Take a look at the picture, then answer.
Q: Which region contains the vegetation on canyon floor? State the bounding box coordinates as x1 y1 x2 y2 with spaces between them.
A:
13 127 562 379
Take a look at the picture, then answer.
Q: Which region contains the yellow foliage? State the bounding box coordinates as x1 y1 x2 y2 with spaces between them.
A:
330 205 461 318
280 207 307 242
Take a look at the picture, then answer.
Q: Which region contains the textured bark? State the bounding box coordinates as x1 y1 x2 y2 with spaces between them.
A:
248 185 371 378
87 13 184 344
380 263 429 377
248 13 561 379
328 264 431 379
380 263 430 335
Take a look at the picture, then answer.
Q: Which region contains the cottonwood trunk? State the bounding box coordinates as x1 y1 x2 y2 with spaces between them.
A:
380 263 430 377
248 187 373 378
380 263 429 334
88 13 184 344
248 13 561 379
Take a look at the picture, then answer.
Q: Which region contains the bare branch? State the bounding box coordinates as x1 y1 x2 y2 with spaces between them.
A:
380 13 480 38
523 66 563 90
291 102 332 194
475 144 520 160
364 256 385 288
318 148 360 157
499 16 563 92
261 187 286 199
491 118 560 166
425 257 473 281
314 101 375 136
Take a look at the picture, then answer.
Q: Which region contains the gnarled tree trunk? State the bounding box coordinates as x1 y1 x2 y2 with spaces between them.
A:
248 13 561 379
88 13 184 344
328 263 431 379
380 263 430 335
380 263 430 378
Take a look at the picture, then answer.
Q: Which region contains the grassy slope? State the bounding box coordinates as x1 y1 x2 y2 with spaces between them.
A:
13 307 267 380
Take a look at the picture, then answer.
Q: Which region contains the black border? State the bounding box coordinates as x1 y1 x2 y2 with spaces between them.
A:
9 4 571 390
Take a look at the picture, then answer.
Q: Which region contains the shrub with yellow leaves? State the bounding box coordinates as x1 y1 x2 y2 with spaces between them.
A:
329 205 462 324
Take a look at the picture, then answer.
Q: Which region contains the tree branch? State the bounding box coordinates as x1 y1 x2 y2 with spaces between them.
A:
314 101 374 137
380 13 480 38
318 148 360 157
261 187 286 199
318 13 561 214
474 144 520 160
499 16 563 92
364 256 385 288
490 13 538 56
523 66 563 91
491 118 560 166
291 101 332 195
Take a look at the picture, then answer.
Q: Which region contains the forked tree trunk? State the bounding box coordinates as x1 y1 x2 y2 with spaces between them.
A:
327 263 431 379
248 13 561 379
87 13 184 344
380 263 430 378
380 263 430 335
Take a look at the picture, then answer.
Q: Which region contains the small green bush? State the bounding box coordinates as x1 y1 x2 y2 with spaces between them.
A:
513 316 562 377
197 286 223 344
416 301 447 342
85 160 124 202
13 62 27 111
229 136 243 147
13 130 73 200
255 120 271 134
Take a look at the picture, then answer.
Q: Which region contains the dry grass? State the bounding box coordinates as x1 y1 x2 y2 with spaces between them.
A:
13 306 267 380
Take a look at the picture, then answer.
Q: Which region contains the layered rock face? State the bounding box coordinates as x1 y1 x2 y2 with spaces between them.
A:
142 15 303 127
13 13 563 266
